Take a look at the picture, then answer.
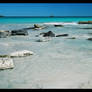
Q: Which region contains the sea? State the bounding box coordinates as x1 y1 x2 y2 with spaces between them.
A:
0 17 92 88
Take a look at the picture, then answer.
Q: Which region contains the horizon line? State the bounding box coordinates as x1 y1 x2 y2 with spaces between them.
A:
2 16 92 18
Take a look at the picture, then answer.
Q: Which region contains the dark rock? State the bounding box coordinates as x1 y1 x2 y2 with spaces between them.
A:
42 31 55 37
54 25 64 27
80 28 92 29
88 33 92 35
36 38 50 42
56 34 68 37
67 37 76 39
40 32 46 35
35 32 46 37
87 38 92 41
11 30 28 36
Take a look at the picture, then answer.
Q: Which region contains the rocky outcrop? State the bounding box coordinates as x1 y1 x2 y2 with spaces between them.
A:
11 30 28 36
78 21 92 24
33 24 46 30
34 24 41 28
0 58 14 70
56 34 68 37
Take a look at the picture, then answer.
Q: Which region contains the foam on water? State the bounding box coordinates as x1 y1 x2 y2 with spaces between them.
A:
44 22 78 25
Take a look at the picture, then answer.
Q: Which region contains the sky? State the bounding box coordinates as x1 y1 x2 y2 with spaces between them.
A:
0 3 92 16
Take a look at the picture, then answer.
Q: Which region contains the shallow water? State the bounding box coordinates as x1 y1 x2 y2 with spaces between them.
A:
0 17 92 88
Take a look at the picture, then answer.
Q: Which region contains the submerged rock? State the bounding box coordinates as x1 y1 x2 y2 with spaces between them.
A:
80 28 92 29
0 30 11 38
41 31 55 37
0 55 9 58
35 35 39 37
36 37 51 42
9 50 34 57
0 58 14 70
39 32 46 35
54 25 64 27
11 30 28 36
35 33 45 37
67 37 76 39
37 39 49 42
88 33 92 35
56 34 68 37
87 38 92 41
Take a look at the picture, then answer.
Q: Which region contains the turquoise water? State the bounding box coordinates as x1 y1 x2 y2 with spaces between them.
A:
0 17 92 88
0 17 92 23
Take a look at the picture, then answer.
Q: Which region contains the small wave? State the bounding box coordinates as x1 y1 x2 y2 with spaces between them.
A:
43 22 78 25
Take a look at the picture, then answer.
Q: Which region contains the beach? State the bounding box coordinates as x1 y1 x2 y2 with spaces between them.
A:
0 17 92 88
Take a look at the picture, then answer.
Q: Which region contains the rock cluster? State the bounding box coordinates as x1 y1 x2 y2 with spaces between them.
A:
11 30 28 36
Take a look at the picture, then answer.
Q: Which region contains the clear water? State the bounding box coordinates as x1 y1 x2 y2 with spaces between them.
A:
0 17 92 88
1 17 92 23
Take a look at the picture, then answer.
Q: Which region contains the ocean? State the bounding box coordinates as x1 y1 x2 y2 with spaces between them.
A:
0 17 92 88
1 17 92 23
